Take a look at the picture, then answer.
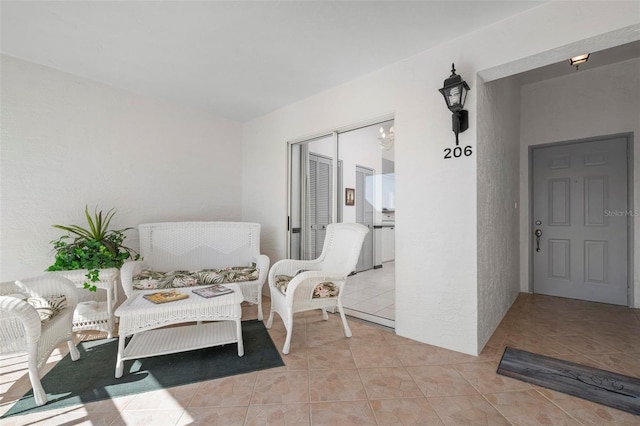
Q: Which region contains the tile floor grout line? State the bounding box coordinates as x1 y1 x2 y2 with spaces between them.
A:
532 387 588 426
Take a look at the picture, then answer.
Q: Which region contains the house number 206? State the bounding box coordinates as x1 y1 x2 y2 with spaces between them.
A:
444 145 472 159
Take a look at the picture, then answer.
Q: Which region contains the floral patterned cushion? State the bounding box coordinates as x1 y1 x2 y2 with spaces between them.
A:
132 267 259 291
26 295 67 323
274 275 293 295
274 275 339 298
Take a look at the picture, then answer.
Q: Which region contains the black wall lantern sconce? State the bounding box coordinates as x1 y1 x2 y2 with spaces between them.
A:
439 63 470 146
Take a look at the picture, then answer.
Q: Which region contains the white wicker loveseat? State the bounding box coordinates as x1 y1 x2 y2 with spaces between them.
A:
120 222 270 320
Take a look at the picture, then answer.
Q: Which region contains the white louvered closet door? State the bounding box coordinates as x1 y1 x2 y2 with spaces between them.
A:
309 153 333 259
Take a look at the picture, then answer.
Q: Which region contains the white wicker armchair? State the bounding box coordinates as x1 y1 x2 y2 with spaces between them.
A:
121 222 270 320
266 223 368 354
0 275 80 406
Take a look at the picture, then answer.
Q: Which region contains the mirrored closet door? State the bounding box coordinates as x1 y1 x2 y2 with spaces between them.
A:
288 119 395 328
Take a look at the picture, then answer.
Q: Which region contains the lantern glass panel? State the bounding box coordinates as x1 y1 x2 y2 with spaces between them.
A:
460 85 468 108
447 86 461 108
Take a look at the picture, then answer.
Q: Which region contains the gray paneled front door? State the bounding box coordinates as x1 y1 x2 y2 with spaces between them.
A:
532 136 628 305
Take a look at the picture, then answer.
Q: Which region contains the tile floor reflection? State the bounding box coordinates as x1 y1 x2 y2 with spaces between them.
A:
342 261 395 325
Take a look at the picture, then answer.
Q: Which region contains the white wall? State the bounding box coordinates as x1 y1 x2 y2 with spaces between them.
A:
0 55 243 281
243 2 640 355
519 58 640 307
477 76 522 350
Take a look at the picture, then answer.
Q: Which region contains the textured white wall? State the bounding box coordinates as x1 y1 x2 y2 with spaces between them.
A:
1 56 243 281
243 46 481 353
243 2 639 355
477 76 522 350
520 58 640 307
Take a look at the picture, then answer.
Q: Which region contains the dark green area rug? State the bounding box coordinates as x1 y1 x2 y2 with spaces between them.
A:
498 346 640 415
3 320 284 418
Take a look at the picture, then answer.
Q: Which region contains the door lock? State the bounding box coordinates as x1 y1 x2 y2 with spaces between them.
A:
534 229 542 252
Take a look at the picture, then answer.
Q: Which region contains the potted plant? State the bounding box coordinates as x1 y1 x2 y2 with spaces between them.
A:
47 206 140 291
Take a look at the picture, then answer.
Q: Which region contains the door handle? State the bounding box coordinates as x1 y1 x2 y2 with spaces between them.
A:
534 229 542 252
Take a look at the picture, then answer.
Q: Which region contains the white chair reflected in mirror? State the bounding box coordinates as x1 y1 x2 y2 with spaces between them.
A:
0 275 80 406
266 223 368 354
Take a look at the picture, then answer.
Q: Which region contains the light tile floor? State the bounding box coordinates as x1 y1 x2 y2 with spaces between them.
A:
342 262 395 322
1 293 639 425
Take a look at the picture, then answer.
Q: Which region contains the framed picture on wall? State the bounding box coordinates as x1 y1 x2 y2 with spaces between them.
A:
345 188 355 206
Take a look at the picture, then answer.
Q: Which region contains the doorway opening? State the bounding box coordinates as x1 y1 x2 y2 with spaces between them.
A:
287 118 396 328
529 134 632 306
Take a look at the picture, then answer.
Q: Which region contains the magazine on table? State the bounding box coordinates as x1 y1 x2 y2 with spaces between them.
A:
143 289 189 304
192 284 234 298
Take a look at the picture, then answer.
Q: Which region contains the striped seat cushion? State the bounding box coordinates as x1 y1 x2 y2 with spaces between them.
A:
26 295 68 323
133 266 259 291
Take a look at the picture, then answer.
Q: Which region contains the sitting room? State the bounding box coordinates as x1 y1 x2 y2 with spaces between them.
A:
1 1 639 424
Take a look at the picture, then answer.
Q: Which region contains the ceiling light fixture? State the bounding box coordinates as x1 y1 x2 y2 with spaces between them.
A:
568 53 590 70
438 63 470 146
379 124 395 150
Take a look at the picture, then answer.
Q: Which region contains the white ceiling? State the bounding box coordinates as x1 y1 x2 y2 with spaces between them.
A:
1 1 547 121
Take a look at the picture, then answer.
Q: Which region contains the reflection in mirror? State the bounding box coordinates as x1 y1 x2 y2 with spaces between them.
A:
289 135 334 260
337 120 395 328
287 119 395 328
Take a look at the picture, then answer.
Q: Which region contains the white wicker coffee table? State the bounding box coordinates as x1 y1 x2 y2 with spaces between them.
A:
114 286 244 378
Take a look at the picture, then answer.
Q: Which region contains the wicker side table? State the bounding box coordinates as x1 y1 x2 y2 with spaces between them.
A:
114 286 244 378
51 268 119 338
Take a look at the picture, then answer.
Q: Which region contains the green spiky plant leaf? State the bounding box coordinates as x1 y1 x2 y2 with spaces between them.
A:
47 206 140 291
